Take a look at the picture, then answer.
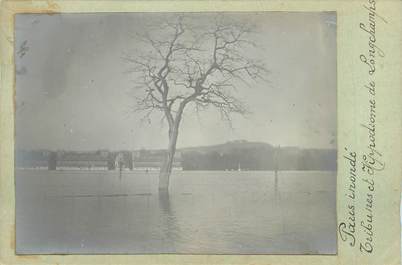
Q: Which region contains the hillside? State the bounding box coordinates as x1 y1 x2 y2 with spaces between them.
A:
178 140 336 171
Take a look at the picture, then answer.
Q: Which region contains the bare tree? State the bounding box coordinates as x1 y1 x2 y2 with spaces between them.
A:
124 15 268 190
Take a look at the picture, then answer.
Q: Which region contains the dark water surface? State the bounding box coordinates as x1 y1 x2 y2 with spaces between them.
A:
16 170 336 254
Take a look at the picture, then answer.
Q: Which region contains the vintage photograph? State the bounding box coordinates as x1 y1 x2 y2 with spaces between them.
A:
15 12 337 254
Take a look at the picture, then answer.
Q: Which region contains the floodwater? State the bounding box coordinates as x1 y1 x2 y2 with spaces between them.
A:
16 170 336 254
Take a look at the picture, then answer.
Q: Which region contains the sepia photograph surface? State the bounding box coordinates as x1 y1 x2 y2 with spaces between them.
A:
15 12 337 255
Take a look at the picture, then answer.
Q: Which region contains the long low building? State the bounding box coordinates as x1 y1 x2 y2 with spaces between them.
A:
57 160 108 169
16 149 182 170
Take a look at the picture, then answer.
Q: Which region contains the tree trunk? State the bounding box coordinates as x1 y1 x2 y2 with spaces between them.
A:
159 121 180 190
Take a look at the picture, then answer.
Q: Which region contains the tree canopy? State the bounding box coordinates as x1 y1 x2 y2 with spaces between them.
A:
124 15 268 127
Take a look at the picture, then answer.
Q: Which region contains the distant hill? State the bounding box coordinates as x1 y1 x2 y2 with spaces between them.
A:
178 140 336 171
179 140 274 153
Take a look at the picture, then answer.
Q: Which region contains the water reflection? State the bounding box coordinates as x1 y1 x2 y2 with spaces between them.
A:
158 190 181 252
16 170 337 254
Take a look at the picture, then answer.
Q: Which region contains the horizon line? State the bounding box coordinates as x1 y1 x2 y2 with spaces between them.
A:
16 139 337 152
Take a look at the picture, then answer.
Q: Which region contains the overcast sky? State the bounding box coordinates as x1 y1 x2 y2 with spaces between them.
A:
15 12 336 151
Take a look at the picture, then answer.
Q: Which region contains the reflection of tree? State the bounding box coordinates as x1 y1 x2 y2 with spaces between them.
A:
158 190 172 214
158 190 181 252
124 15 268 190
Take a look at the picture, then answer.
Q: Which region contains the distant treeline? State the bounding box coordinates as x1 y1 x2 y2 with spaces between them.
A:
15 149 50 168
15 141 337 171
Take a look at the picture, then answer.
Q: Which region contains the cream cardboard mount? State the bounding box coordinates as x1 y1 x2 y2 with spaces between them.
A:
0 0 401 265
